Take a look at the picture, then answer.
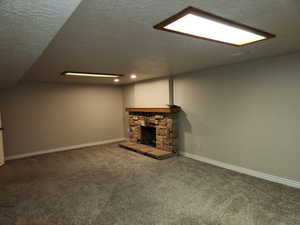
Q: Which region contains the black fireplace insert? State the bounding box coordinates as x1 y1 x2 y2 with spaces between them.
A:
140 126 156 147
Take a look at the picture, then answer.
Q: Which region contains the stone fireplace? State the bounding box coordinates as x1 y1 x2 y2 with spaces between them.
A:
120 106 181 159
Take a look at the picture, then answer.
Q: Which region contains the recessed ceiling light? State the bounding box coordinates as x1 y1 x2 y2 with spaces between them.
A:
154 7 275 46
62 71 122 78
130 74 137 79
114 78 120 83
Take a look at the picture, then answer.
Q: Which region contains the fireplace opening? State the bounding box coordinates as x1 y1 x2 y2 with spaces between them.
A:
140 126 156 147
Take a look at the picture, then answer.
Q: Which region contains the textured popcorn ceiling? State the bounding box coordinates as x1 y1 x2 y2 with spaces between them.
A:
0 0 83 88
3 0 300 86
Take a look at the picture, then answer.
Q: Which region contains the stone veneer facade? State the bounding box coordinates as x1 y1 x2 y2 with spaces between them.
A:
128 112 177 153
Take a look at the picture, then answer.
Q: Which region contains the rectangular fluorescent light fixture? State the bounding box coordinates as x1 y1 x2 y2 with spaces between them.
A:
62 71 122 78
154 7 275 46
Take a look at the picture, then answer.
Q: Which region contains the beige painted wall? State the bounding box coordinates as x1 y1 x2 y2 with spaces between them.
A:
129 78 170 108
122 85 134 138
0 131 4 166
175 52 300 181
0 82 124 157
0 113 3 165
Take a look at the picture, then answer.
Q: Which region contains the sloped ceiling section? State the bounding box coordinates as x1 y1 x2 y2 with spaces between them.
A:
0 0 83 88
16 0 300 85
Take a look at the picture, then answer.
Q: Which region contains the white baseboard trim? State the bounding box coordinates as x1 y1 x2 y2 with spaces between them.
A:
180 152 300 189
6 138 126 161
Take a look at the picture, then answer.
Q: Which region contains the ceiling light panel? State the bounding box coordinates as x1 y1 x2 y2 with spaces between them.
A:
154 7 275 46
62 72 122 78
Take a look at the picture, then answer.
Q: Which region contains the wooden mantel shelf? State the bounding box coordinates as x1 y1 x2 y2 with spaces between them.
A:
126 106 181 113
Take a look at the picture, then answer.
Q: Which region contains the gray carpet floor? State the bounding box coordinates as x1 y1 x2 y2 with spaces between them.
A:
0 144 299 225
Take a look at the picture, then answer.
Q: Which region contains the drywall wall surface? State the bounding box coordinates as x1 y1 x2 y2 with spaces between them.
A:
175 52 300 181
133 79 169 108
0 82 124 157
122 85 135 138
123 85 135 108
122 78 169 108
